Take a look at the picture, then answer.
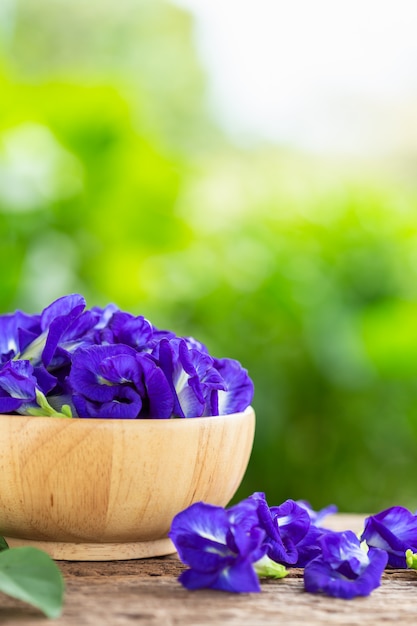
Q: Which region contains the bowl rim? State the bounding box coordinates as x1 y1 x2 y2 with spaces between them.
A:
0 405 254 427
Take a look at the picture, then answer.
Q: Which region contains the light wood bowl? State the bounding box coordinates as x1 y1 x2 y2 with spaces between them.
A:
0 406 255 561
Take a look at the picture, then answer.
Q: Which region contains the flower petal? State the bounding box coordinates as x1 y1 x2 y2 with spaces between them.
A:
214 358 254 415
0 361 37 401
361 506 417 568
178 568 219 591
41 294 86 367
69 344 137 402
137 355 174 418
73 387 142 418
271 499 311 545
213 559 261 593
0 311 40 361
0 392 24 413
296 500 338 527
170 503 229 549
108 312 153 350
304 547 387 599
248 493 297 565
178 558 261 593
319 530 369 577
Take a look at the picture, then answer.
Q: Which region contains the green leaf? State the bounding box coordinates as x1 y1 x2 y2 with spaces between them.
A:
0 536 9 552
0 547 64 618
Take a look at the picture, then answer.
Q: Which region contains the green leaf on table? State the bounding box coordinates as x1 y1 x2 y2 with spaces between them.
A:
0 537 9 552
0 546 64 618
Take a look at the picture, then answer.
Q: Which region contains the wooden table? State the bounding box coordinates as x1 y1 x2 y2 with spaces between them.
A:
1 515 417 625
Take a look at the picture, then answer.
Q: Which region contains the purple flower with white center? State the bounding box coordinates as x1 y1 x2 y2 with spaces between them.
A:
47 304 134 363
0 311 41 362
304 530 388 599
43 310 101 372
248 493 311 565
0 360 38 413
213 358 254 416
169 501 286 593
69 344 174 418
157 338 226 417
18 294 87 368
0 360 70 417
361 506 417 568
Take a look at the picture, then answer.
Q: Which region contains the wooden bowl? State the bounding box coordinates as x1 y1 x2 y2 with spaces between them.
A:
0 406 255 561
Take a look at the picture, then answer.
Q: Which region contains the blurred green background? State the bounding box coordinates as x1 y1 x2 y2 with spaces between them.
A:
1 0 417 513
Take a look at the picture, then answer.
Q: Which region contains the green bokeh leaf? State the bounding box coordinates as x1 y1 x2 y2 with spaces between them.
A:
0 547 64 618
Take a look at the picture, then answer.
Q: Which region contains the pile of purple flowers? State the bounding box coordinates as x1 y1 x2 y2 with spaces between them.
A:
0 294 253 419
169 495 417 599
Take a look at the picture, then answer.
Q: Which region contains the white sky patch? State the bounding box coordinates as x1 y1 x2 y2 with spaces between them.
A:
171 0 417 155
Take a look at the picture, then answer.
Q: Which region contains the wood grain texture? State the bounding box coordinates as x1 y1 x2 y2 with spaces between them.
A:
0 408 255 559
1 514 417 625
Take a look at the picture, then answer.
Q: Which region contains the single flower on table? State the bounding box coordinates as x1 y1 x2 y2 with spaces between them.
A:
169 500 286 593
304 530 388 599
361 506 417 568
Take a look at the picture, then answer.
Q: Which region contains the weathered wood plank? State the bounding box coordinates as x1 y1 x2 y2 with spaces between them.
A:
1 515 417 625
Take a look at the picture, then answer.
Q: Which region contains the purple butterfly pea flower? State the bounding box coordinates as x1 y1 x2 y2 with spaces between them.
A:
44 310 102 370
69 344 174 418
248 493 311 565
183 336 209 354
361 506 417 568
157 338 226 417
213 358 254 415
146 326 177 351
294 524 331 567
130 352 174 418
18 302 115 375
32 365 59 396
0 311 41 362
0 360 59 415
99 311 154 351
40 294 87 367
17 294 87 368
0 360 38 413
49 304 137 365
90 303 119 331
292 500 339 566
169 501 267 593
304 530 388 599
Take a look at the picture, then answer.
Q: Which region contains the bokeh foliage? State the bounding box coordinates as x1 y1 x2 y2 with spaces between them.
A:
1 0 417 512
